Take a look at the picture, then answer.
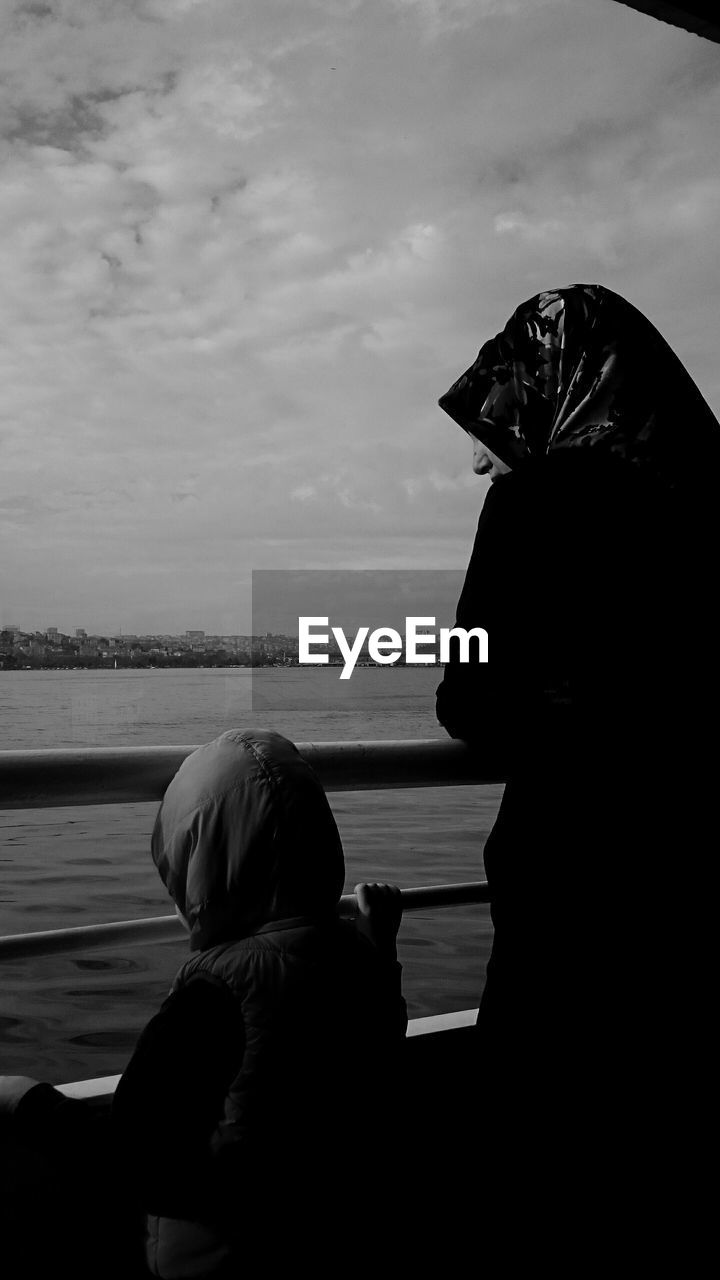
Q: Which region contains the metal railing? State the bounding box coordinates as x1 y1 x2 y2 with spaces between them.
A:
0 881 490 961
57 1008 482 1101
0 739 494 1092
0 738 497 961
0 738 503 809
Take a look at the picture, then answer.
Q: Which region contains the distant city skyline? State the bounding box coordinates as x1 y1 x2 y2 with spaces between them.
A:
3 568 469 638
1 620 258 638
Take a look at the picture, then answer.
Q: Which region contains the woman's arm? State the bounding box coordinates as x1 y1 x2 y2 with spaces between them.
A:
436 466 576 759
436 478 533 749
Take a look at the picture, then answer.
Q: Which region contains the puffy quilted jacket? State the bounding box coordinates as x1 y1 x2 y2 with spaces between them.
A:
113 729 407 1278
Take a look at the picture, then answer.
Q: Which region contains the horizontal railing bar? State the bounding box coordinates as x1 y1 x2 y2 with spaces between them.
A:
58 1074 122 1100
0 739 503 810
405 1008 479 1038
0 915 184 961
57 1009 481 1099
0 881 489 960
58 1070 121 1100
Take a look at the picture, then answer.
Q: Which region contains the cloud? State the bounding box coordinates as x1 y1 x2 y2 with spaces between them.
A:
291 483 316 502
391 0 554 40
1 0 719 631
402 470 480 499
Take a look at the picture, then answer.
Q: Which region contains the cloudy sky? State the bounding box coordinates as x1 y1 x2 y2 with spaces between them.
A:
1 0 718 634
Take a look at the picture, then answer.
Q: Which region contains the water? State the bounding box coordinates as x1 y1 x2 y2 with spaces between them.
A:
0 668 502 1081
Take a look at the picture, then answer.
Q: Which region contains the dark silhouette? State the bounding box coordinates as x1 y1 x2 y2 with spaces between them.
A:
436 285 719 1261
1 729 407 1277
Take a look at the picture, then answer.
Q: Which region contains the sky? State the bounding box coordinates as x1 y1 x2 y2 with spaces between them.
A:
251 569 466 635
1 0 719 635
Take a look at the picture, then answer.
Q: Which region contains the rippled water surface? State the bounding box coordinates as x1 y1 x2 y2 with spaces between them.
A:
1 668 502 1080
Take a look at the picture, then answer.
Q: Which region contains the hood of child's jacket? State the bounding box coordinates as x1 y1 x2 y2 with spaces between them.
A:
151 729 345 951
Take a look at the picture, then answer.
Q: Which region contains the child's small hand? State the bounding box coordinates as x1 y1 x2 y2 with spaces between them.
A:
354 882 402 957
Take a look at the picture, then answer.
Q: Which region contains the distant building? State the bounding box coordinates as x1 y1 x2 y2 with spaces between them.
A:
45 627 59 640
185 630 205 641
75 628 87 639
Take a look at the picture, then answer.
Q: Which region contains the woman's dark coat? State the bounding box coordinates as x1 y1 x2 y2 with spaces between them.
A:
436 287 718 1236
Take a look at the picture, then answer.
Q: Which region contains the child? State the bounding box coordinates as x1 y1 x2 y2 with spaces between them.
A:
112 728 407 1276
2 728 407 1278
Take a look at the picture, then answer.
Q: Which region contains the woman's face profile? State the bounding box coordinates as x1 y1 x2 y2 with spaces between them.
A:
471 435 512 482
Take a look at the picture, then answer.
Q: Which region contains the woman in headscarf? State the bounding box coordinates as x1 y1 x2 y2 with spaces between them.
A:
435 284 718 1250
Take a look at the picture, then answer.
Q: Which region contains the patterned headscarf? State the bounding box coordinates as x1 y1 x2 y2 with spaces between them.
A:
439 284 720 488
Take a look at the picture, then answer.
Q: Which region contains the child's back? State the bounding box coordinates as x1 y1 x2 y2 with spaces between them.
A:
112 729 407 1277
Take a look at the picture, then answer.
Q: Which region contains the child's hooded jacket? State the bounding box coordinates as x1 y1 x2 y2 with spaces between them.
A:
113 729 406 1276
151 727 346 952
